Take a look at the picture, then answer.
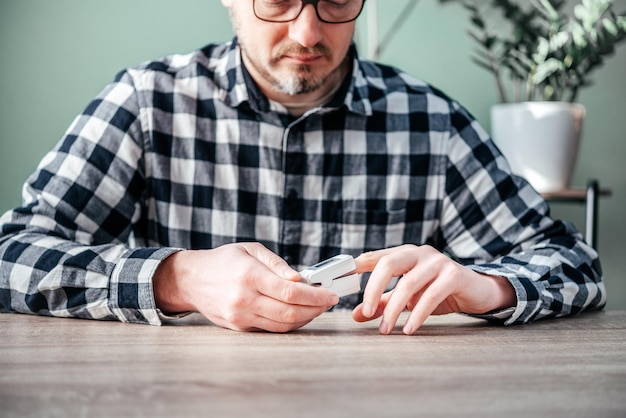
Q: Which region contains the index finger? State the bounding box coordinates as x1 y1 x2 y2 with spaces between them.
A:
355 246 418 317
255 274 339 308
243 243 301 281
354 247 402 273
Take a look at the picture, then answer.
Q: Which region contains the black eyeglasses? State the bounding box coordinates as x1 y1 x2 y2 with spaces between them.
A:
253 0 365 24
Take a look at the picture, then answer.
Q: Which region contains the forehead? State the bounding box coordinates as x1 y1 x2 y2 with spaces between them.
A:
223 0 251 14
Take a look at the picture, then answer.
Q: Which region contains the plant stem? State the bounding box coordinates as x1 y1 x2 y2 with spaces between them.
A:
373 0 422 60
492 60 509 102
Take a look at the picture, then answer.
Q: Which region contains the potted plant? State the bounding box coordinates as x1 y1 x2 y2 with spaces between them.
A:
439 0 626 192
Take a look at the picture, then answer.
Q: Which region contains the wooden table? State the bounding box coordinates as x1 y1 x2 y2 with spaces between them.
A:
1 311 625 418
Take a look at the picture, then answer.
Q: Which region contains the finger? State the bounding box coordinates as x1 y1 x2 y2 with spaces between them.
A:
255 275 339 308
354 247 406 273
375 246 453 334
377 273 432 334
352 292 392 322
251 317 314 333
204 288 328 332
259 318 314 333
211 311 314 333
360 249 419 318
405 285 427 311
244 243 301 281
251 295 330 328
402 275 455 335
380 251 458 334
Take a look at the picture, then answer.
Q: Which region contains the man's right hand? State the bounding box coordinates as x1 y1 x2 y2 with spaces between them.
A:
152 243 339 332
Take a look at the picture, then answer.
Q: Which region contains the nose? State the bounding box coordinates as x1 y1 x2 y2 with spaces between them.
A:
288 4 324 48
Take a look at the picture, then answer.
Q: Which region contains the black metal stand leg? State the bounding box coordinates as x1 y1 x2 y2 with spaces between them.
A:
585 179 599 249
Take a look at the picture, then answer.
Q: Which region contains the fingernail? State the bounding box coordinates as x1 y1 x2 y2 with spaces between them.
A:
362 302 372 317
379 321 390 334
328 295 339 305
403 324 415 335
283 268 299 280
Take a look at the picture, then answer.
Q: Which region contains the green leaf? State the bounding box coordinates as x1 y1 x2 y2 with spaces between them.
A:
534 37 550 63
564 54 574 68
471 16 485 29
574 4 588 22
438 0 626 102
537 0 559 21
569 21 589 48
602 18 619 37
596 31 616 54
533 58 565 84
470 57 496 72
542 84 556 101
550 31 570 51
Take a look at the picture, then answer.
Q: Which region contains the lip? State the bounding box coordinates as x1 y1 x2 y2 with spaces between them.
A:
283 54 323 64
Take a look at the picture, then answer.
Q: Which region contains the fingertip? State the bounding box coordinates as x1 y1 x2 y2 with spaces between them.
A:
403 314 426 335
353 252 375 274
327 293 339 306
351 310 366 323
352 304 383 323
402 323 416 335
361 302 373 318
283 269 302 282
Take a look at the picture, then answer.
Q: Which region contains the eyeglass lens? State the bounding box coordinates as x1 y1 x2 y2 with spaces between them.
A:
254 0 364 24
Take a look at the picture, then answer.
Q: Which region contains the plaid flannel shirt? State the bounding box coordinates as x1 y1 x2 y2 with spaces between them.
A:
0 39 605 325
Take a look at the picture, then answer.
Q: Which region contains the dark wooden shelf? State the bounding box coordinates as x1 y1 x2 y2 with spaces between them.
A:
541 179 612 249
542 188 612 202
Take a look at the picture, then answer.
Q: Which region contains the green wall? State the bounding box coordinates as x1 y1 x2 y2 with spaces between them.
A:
1 1 624 309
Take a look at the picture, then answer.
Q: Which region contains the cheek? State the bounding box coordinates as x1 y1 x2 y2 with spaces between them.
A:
329 40 352 66
326 29 355 59
242 29 284 59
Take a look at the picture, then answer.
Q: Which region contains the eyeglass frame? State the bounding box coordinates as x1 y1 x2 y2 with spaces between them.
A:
252 0 366 24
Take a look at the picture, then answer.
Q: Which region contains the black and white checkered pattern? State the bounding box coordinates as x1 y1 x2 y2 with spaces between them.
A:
0 39 605 325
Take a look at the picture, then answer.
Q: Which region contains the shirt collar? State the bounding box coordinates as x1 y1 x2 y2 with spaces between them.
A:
214 38 373 117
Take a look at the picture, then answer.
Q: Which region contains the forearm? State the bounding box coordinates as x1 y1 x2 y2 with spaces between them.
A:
441 126 605 324
468 220 605 324
0 69 172 322
0 218 178 324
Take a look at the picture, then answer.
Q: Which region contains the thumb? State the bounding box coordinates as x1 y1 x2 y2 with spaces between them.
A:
245 244 300 281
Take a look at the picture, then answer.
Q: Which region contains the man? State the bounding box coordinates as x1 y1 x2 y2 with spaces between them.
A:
0 0 605 334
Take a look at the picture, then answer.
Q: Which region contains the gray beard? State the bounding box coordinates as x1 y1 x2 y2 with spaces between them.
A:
241 42 346 96
270 66 321 96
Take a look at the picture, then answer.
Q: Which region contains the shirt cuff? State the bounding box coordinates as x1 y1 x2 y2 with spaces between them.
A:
468 264 546 326
468 307 516 322
109 247 182 325
157 309 193 321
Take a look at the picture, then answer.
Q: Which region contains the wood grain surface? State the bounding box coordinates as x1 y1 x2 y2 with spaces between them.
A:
1 310 624 418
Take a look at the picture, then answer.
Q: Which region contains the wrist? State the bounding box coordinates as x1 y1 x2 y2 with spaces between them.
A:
153 251 194 314
485 274 516 312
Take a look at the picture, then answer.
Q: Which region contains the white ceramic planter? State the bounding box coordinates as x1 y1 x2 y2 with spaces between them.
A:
491 102 585 193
